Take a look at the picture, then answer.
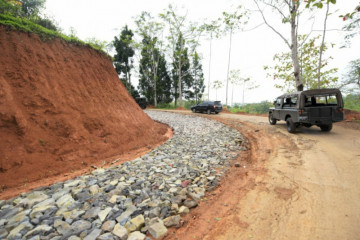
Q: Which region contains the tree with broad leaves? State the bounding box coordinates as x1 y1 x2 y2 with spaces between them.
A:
264 35 338 92
338 59 360 94
138 37 172 105
221 6 248 108
0 0 46 18
229 69 258 106
253 0 336 91
20 0 45 18
172 33 193 104
156 54 173 104
113 25 135 94
160 4 203 108
212 80 223 101
191 51 205 104
134 12 165 107
340 3 360 47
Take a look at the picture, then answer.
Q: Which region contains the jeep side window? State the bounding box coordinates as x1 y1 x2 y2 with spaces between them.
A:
305 97 312 106
327 95 338 105
275 98 282 108
283 98 291 108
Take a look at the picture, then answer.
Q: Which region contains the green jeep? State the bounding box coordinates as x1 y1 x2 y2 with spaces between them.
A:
268 89 345 133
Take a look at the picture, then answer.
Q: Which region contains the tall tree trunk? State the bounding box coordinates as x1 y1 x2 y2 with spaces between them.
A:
291 14 303 91
125 62 130 91
226 28 233 107
178 66 182 107
208 35 212 101
174 93 177 108
154 81 157 107
127 68 131 93
317 2 330 89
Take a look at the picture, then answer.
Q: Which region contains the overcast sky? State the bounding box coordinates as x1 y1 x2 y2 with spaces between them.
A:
44 0 360 104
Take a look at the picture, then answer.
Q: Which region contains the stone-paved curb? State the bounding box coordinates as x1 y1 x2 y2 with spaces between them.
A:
0 111 244 240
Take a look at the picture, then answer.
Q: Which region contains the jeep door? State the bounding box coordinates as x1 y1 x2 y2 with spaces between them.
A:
273 98 282 119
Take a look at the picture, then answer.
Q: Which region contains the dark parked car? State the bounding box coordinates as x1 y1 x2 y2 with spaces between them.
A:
135 97 147 109
191 101 223 114
268 89 344 133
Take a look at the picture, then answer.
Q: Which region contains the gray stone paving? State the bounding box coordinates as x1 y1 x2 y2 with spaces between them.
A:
0 111 244 240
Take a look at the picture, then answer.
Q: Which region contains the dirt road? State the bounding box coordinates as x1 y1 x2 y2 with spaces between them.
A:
163 111 360 240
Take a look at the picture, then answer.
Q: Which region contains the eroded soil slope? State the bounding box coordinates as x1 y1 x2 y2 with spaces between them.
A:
0 26 168 197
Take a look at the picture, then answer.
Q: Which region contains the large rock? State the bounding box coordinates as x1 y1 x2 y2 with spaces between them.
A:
7 221 33 239
148 218 168 239
98 232 115 240
163 215 181 227
22 191 49 208
127 231 146 240
125 214 145 232
83 228 102 240
98 207 112 222
24 224 52 238
112 223 128 240
116 205 137 225
54 219 71 235
102 220 116 232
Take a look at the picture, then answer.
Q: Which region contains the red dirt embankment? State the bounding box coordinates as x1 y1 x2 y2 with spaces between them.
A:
0 26 169 198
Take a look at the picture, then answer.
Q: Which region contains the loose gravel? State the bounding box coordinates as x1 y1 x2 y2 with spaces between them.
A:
0 111 245 240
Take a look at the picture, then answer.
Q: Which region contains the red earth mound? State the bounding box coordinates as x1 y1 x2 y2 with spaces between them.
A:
0 26 170 199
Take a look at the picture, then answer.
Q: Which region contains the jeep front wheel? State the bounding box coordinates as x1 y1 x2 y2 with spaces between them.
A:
192 108 196 113
286 117 296 133
269 113 277 125
207 109 211 115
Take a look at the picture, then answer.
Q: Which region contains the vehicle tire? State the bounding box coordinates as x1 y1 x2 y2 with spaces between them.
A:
207 109 211 115
286 117 296 133
268 113 277 125
320 123 333 132
192 108 196 113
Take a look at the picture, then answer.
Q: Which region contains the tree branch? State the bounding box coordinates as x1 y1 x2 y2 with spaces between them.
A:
253 0 291 48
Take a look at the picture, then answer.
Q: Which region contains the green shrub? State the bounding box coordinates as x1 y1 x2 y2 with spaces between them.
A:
184 100 196 110
156 102 175 109
344 94 360 112
231 101 273 114
0 13 109 57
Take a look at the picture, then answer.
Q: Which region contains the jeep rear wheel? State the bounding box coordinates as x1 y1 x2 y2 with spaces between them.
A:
268 113 277 125
320 123 333 132
286 117 296 133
